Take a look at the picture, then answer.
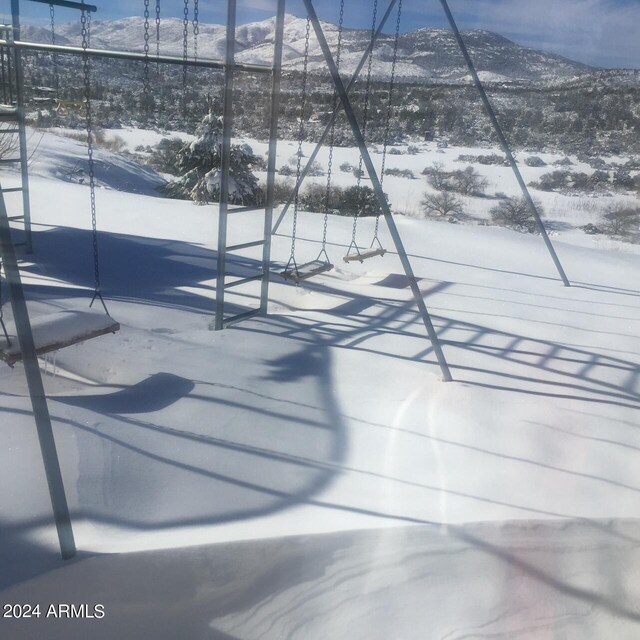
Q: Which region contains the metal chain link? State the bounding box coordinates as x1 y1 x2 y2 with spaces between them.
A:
288 17 312 268
49 3 59 97
81 8 103 306
182 0 189 119
192 0 199 62
321 0 345 253
350 0 378 248
143 0 150 117
374 0 402 242
155 0 161 79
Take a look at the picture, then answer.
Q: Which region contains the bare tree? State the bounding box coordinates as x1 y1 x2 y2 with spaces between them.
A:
423 162 449 191
451 166 488 196
601 204 640 238
421 191 465 219
490 196 544 233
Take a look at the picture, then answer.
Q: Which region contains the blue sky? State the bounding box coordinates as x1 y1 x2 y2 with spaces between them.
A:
3 0 639 68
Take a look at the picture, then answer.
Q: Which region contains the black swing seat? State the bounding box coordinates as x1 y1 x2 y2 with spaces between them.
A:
343 247 387 263
0 309 120 366
281 259 334 283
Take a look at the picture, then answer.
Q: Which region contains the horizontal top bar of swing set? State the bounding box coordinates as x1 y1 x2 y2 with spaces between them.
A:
25 0 98 13
0 39 274 74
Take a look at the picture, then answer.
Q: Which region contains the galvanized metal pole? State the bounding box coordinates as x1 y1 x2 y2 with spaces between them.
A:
271 0 398 234
0 190 76 559
259 0 286 315
0 39 272 74
214 0 237 330
10 0 32 254
438 0 570 287
303 0 453 382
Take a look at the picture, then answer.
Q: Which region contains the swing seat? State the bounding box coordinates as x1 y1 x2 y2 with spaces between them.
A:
0 308 120 366
280 259 334 283
343 247 387 263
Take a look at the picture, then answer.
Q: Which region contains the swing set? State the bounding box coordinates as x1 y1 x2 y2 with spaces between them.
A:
0 0 571 560
281 0 400 280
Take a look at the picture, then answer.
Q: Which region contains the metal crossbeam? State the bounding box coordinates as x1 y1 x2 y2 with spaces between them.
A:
0 39 273 74
302 0 453 382
26 0 97 12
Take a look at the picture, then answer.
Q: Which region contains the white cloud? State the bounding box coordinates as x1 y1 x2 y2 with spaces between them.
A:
446 0 640 67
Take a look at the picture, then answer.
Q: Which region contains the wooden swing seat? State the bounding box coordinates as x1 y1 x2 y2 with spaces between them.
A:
280 259 334 283
343 247 387 263
0 308 120 366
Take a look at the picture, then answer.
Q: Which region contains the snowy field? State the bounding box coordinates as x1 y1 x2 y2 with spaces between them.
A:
1 129 639 638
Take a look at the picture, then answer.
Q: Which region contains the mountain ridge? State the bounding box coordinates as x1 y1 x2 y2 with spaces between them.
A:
22 13 596 85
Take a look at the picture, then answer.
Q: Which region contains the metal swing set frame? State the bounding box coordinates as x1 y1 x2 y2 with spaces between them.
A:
0 0 570 560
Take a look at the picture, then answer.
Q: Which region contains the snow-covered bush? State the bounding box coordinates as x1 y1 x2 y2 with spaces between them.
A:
422 162 448 190
163 112 261 205
423 164 487 196
306 160 325 177
421 191 465 219
529 170 570 192
601 205 640 238
279 164 294 176
525 156 546 167
612 169 635 190
150 137 184 174
384 168 415 179
490 196 544 233
300 183 332 212
340 161 353 173
341 185 383 217
450 166 488 196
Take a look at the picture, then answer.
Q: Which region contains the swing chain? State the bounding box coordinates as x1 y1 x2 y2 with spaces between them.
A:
81 8 105 312
350 0 378 250
182 0 189 118
288 16 312 269
155 0 161 57
193 0 199 62
322 0 344 253
374 0 402 243
143 0 151 116
49 3 55 44
49 3 59 97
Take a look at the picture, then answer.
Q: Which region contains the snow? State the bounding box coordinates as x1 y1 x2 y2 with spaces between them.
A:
1 129 639 637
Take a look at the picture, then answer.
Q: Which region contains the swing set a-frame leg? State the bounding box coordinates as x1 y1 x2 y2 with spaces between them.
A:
303 0 453 382
438 0 570 287
0 191 76 560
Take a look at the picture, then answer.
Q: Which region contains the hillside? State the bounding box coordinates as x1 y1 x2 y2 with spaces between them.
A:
23 13 593 84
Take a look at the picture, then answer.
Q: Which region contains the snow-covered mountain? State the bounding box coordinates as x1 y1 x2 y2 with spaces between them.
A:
23 14 593 84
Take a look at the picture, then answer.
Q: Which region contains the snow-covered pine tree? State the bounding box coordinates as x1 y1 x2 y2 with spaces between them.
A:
163 109 262 205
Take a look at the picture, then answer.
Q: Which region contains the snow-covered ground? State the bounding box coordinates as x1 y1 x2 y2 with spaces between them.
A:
1 130 639 638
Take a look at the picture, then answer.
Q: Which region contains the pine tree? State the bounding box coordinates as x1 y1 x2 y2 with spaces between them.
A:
163 108 262 205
